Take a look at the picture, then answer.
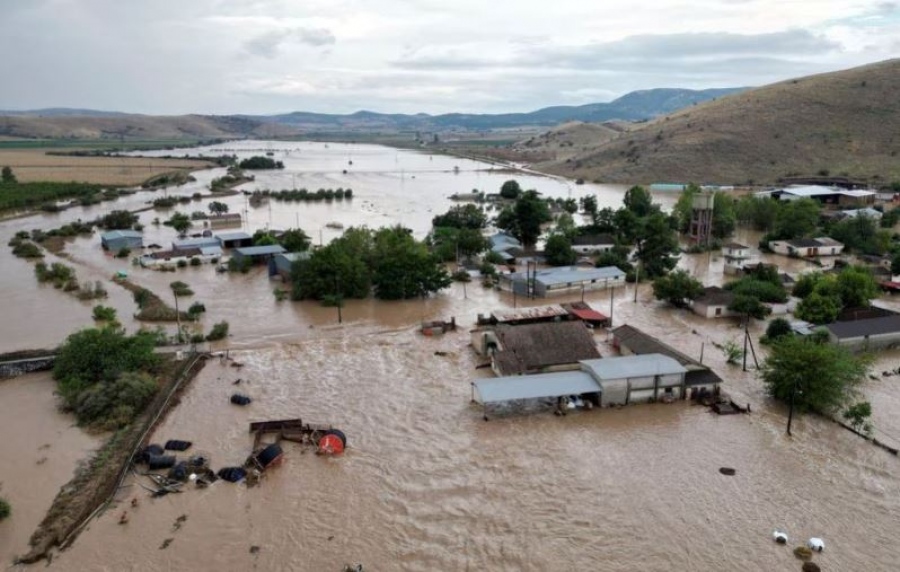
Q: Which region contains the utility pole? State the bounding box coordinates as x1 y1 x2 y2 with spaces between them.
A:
333 274 342 324
787 377 800 436
742 314 750 372
633 261 641 303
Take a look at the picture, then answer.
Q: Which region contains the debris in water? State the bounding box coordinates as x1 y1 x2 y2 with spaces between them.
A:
719 467 736 476
773 529 788 544
793 546 813 560
159 538 173 550
231 394 252 406
801 562 821 572
172 514 188 531
249 546 261 554
118 512 128 525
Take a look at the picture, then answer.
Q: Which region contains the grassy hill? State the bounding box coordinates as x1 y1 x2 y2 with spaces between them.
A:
538 59 900 186
510 121 626 162
0 114 297 141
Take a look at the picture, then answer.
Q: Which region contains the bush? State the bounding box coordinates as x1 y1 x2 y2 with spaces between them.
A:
206 320 229 341
0 497 10 520
116 247 131 258
176 259 188 268
273 289 289 301
762 317 792 344
189 256 202 266
189 333 206 344
228 256 251 273
12 241 43 258
71 371 158 430
92 305 117 321
187 301 206 315
452 269 472 282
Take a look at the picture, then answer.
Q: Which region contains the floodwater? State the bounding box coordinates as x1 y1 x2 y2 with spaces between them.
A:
0 141 898 570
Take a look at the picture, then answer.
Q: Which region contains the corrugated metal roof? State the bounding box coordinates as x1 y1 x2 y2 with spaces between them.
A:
569 308 608 322
199 246 223 256
173 237 220 249
102 230 142 239
491 305 569 323
473 371 601 404
581 354 686 380
234 245 286 256
215 231 252 241
826 315 900 339
533 265 625 286
781 186 875 198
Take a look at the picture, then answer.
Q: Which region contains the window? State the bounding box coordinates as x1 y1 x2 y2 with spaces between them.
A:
715 308 722 316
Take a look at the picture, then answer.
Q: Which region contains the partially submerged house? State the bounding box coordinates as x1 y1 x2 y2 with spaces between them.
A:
207 213 243 229
139 246 221 268
231 244 286 265
216 231 253 249
269 251 310 280
476 305 572 326
722 242 751 275
690 286 738 319
826 306 900 351
173 236 220 252
768 237 844 258
471 352 692 415
571 234 617 254
498 265 625 297
611 324 722 394
761 185 876 207
471 320 601 376
488 232 523 264
101 230 143 252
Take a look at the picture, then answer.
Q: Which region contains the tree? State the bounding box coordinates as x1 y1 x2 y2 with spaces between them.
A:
795 291 841 324
370 226 451 299
634 211 680 278
892 251 900 276
1 166 16 184
623 185 655 218
553 213 577 238
279 228 311 252
170 281 193 342
761 335 871 415
432 204 487 230
239 156 283 170
728 293 771 320
253 231 278 246
544 234 577 266
772 198 820 240
166 212 191 234
496 190 551 249
580 195 599 224
500 180 521 199
208 201 229 215
595 244 633 273
98 209 138 230
735 195 779 231
764 317 793 343
652 269 703 308
792 272 825 299
725 277 787 303
835 266 878 308
429 227 488 261
712 192 737 239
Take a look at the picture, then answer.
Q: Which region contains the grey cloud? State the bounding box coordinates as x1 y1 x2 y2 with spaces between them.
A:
243 27 335 58
394 30 840 71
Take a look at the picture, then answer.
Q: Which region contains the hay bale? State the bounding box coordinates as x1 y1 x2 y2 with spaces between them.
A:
801 562 821 572
794 546 813 560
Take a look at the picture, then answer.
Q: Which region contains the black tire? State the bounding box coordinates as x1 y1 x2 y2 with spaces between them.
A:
230 394 252 406
217 467 247 482
164 440 193 451
323 429 347 448
147 455 177 470
255 443 283 468
168 461 189 481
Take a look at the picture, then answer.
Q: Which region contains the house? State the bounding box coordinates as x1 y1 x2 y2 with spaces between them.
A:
269 251 310 280
571 234 617 254
101 230 143 252
690 286 738 319
471 321 601 376
722 242 751 275
231 244 286 265
173 236 220 252
826 314 900 351
207 213 243 229
561 301 611 328
139 246 221 268
498 265 626 297
768 237 845 257
579 354 687 405
611 324 722 394
488 232 523 264
832 208 882 221
476 305 572 326
216 231 253 249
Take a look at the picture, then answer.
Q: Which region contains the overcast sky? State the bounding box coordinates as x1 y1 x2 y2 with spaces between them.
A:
1 0 898 115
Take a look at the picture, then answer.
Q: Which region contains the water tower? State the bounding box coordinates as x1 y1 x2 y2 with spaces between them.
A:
689 191 715 245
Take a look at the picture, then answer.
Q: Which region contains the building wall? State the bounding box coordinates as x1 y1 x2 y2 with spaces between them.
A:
599 379 628 406
832 331 900 351
572 244 615 254
692 302 735 319
103 236 142 251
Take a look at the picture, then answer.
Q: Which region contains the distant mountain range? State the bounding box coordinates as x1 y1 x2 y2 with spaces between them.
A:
0 87 745 138
253 88 746 131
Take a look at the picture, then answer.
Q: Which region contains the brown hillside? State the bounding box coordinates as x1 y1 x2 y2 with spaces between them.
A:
0 114 297 140
512 121 623 162
539 59 900 186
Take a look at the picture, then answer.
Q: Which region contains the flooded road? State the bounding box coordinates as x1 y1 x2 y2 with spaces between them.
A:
0 142 898 570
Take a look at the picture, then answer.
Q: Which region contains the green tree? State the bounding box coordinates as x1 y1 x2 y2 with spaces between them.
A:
239 156 283 170
795 291 841 324
580 195 599 224
634 211 680 278
792 272 826 299
835 266 878 308
712 192 737 239
1 166 16 184
842 401 873 435
208 201 229 215
761 335 871 414
0 497 9 520
623 185 655 218
500 180 521 199
728 293 771 320
725 277 787 303
652 269 703 308
772 198 820 240
99 210 138 230
595 244 633 274
291 228 374 300
554 213 577 238
432 204 487 230
735 195 779 231
253 230 278 246
166 212 191 234
892 251 900 276
279 228 311 252
429 227 488 261
496 190 551 249
370 226 451 299
673 183 703 233
764 317 793 343
544 234 578 266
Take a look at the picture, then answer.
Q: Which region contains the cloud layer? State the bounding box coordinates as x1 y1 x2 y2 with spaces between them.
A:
0 0 897 114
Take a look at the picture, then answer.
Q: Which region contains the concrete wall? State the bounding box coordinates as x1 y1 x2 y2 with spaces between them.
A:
832 331 900 352
0 356 56 379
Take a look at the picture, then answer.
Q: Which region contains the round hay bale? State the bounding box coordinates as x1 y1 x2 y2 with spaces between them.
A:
801 562 821 572
794 546 813 561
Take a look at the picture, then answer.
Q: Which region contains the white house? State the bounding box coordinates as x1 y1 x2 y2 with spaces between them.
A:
690 286 738 319
571 234 617 254
722 242 751 275
579 354 688 404
768 237 844 257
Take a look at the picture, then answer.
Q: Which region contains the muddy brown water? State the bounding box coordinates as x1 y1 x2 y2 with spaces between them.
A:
0 142 898 570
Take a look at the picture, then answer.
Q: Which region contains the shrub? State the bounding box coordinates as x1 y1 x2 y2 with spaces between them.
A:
206 320 230 341
12 241 43 258
187 301 206 316
273 289 288 301
452 269 472 282
189 256 202 266
0 497 10 520
176 259 188 268
116 247 131 258
170 281 194 296
189 333 206 344
92 305 117 321
71 371 158 430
